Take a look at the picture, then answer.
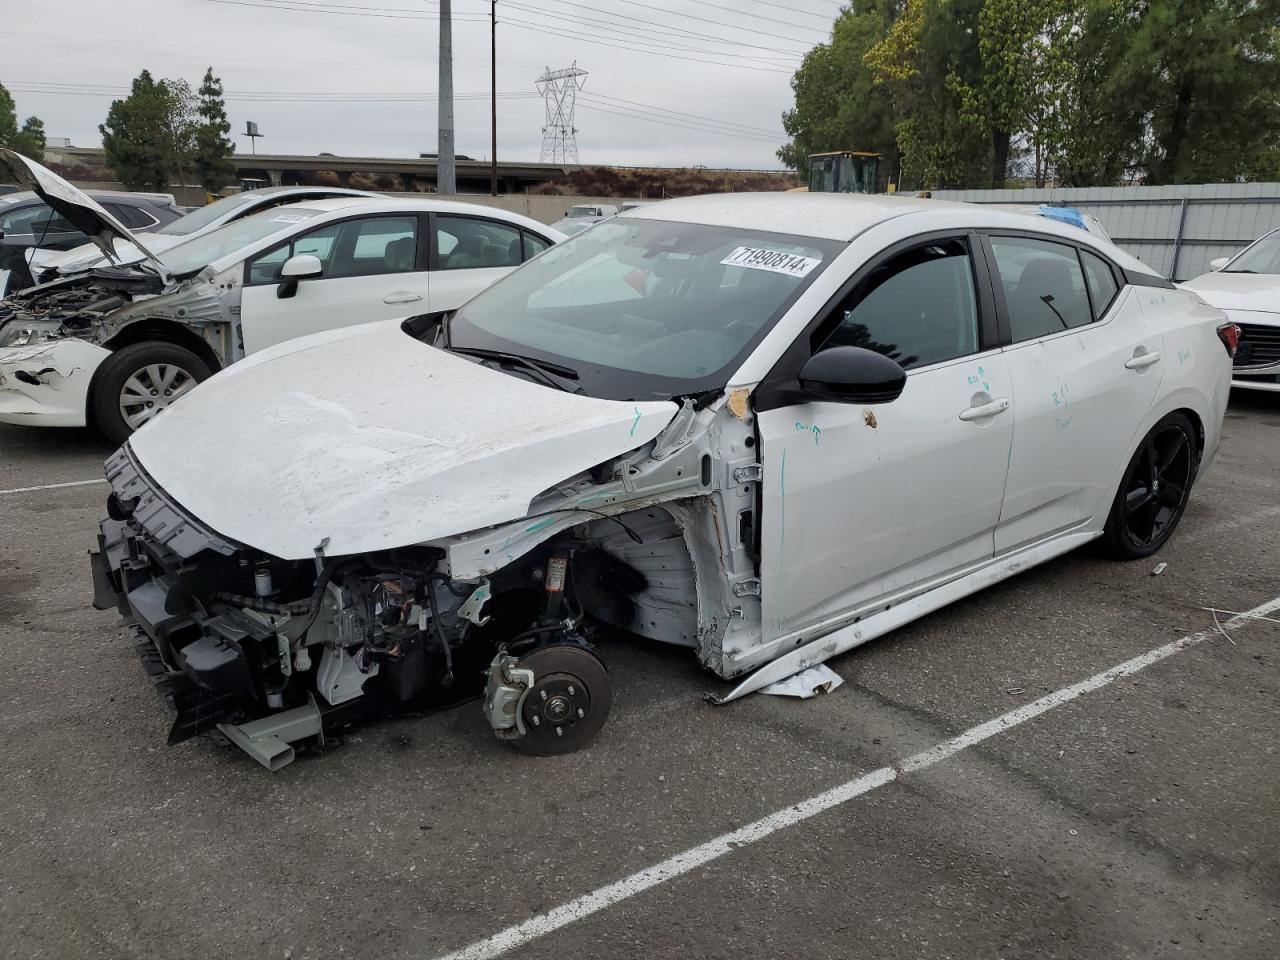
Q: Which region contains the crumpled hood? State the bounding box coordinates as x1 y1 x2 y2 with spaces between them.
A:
0 149 171 281
126 320 679 560
1181 271 1280 314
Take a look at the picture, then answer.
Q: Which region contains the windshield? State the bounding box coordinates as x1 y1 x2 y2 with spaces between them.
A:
448 218 841 400
158 206 324 275
567 205 601 218
1225 229 1280 274
154 192 262 237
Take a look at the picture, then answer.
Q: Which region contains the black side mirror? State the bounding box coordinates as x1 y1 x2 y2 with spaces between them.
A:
797 346 906 404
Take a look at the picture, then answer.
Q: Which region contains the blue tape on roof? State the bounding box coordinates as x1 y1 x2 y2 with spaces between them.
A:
1038 205 1087 230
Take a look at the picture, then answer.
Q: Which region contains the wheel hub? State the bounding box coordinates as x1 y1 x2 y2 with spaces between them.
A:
510 644 612 756
119 363 197 430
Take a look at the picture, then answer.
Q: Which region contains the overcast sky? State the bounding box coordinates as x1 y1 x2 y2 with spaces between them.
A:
2 0 845 169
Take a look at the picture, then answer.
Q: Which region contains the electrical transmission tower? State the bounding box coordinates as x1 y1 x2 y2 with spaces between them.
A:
536 63 587 164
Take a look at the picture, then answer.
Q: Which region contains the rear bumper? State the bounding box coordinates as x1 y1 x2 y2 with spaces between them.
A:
0 338 108 428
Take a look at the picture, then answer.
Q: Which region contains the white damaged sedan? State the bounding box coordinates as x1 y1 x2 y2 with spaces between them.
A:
91 192 1236 769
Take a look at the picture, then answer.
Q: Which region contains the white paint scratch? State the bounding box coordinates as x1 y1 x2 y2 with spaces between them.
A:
0 478 107 495
431 594 1280 960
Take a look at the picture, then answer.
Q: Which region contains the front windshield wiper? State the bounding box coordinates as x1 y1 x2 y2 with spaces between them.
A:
1224 269 1257 274
449 346 584 394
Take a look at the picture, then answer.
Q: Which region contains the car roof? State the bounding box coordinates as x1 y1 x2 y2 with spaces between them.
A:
0 189 169 207
241 185 374 198
272 196 564 233
621 192 965 241
621 191 1160 278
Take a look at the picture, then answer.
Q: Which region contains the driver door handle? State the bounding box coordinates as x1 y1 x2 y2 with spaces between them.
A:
1125 351 1161 370
383 291 423 304
958 398 1010 422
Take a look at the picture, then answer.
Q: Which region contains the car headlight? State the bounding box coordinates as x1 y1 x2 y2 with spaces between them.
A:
0 326 54 348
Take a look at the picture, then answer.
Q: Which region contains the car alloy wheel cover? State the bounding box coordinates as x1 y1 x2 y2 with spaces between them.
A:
1122 422 1193 547
119 363 198 430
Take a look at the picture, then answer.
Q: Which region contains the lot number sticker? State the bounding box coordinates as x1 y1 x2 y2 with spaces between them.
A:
721 246 821 278
270 212 312 224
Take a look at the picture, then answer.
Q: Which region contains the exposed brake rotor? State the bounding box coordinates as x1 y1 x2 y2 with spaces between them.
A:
512 644 612 756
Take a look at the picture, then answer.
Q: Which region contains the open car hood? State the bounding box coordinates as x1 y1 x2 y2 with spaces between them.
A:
0 149 172 283
126 320 680 560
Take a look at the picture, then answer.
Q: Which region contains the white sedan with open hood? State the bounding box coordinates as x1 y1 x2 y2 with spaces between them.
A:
1182 226 1280 392
0 150 562 442
91 191 1235 770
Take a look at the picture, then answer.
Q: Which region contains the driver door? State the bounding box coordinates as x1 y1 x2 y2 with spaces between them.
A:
755 235 1015 642
239 214 427 354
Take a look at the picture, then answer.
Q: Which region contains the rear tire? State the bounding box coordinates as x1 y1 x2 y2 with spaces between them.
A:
1101 411 1198 559
90 341 212 445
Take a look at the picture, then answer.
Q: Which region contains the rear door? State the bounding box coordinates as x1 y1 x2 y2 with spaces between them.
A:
239 213 427 353
756 233 1015 642
988 233 1164 551
428 214 550 312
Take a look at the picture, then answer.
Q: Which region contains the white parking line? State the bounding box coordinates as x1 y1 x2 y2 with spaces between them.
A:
0 478 107 496
431 594 1280 960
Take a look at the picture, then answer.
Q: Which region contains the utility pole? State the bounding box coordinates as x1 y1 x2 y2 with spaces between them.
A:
438 0 456 194
490 0 497 196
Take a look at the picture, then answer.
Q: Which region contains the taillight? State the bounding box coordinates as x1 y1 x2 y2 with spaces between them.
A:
1217 322 1241 357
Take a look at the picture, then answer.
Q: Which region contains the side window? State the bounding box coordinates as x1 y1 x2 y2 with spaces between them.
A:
104 203 156 230
522 231 551 261
1 205 74 236
1081 249 1120 319
819 238 979 371
328 216 418 278
246 221 341 285
435 215 522 270
989 236 1093 342
246 217 417 285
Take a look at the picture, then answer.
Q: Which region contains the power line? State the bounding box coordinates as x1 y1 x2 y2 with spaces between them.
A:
202 0 487 21
684 0 831 35
743 0 845 22
499 5 800 67
522 0 809 56
576 99 782 144
583 92 783 137
498 18 794 73
602 0 823 46
574 101 781 145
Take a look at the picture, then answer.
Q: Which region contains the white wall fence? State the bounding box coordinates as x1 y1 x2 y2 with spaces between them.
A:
931 183 1280 281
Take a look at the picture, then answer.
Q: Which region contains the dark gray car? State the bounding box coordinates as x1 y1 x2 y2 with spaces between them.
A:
0 190 182 293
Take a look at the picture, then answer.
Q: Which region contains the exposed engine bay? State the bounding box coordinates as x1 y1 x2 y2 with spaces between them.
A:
91 398 764 769
0 265 241 362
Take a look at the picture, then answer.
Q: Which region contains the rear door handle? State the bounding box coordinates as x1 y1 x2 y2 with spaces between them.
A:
958 398 1010 421
383 291 424 304
1125 351 1161 370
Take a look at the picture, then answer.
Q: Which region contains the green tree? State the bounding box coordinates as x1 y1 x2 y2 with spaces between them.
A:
13 116 46 162
193 68 235 193
1114 0 1280 184
778 2 901 184
865 0 990 189
0 82 46 162
100 70 197 190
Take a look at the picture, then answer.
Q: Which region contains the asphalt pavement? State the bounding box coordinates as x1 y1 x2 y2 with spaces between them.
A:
1 392 1277 960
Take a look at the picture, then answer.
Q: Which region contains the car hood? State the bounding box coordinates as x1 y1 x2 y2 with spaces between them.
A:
126 320 680 560
0 149 172 282
1180 271 1280 314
